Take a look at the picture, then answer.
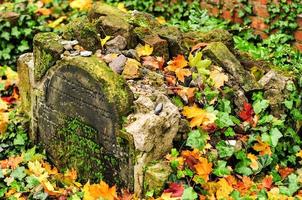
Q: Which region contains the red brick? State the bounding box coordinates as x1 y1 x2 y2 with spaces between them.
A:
254 30 269 39
222 10 232 21
297 15 302 28
253 5 269 18
294 42 302 52
294 30 302 42
211 6 220 17
207 0 220 5
250 17 269 31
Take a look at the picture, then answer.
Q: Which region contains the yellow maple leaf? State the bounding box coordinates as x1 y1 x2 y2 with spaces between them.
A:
209 69 228 89
296 150 302 158
136 44 153 57
0 112 9 134
216 178 233 200
70 0 92 10
247 153 259 170
156 16 166 24
83 181 117 200
101 36 111 47
253 140 272 155
117 3 128 12
28 160 46 177
194 157 212 182
182 104 216 128
156 192 179 200
48 16 67 28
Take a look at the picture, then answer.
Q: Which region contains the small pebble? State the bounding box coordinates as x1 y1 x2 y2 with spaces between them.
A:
154 103 163 115
63 44 73 51
80 50 92 57
69 51 80 56
61 40 79 46
109 55 127 74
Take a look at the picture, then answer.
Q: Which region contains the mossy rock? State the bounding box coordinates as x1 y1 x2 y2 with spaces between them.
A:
62 16 101 52
33 32 63 82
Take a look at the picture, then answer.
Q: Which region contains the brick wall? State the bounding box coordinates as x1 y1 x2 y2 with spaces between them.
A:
200 0 302 52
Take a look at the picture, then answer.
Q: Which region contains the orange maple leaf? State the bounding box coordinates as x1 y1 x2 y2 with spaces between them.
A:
278 167 294 179
261 175 273 190
194 157 212 182
252 140 272 155
167 55 191 82
83 181 117 200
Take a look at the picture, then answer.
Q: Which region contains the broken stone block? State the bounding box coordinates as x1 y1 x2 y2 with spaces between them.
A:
17 53 34 116
258 70 291 117
144 161 172 196
203 42 261 92
125 93 180 194
62 16 101 52
142 34 169 60
33 32 63 82
88 2 137 48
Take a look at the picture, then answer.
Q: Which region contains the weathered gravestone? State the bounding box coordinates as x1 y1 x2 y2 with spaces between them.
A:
18 33 135 189
17 2 240 195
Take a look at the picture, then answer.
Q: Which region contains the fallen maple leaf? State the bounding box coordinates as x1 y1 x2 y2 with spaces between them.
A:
163 183 184 197
142 56 165 70
136 44 153 57
278 167 294 179
36 8 52 16
296 150 302 158
247 153 259 170
117 2 128 12
83 181 117 200
0 112 9 134
252 140 272 155
261 176 273 190
194 157 212 182
174 87 195 104
101 36 111 47
182 104 216 128
209 69 228 89
156 16 166 24
238 102 254 122
181 149 201 170
70 0 92 10
167 55 191 82
216 178 233 200
48 16 67 28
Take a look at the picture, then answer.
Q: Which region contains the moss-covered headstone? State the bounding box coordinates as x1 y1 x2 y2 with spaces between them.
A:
18 32 134 189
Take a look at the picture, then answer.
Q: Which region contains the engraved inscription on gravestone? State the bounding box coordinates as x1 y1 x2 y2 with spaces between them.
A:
18 37 134 188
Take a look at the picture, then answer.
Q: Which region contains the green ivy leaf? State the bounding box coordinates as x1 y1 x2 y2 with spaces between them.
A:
215 112 234 128
186 129 209 150
11 167 26 180
216 141 234 158
213 160 230 177
224 127 235 137
182 187 198 200
270 128 282 147
253 99 269 114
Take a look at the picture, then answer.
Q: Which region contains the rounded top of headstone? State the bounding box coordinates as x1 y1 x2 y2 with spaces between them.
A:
55 56 134 118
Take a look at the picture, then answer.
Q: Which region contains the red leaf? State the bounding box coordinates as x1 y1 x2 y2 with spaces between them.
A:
164 183 184 197
238 102 254 122
262 176 273 190
278 167 294 179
